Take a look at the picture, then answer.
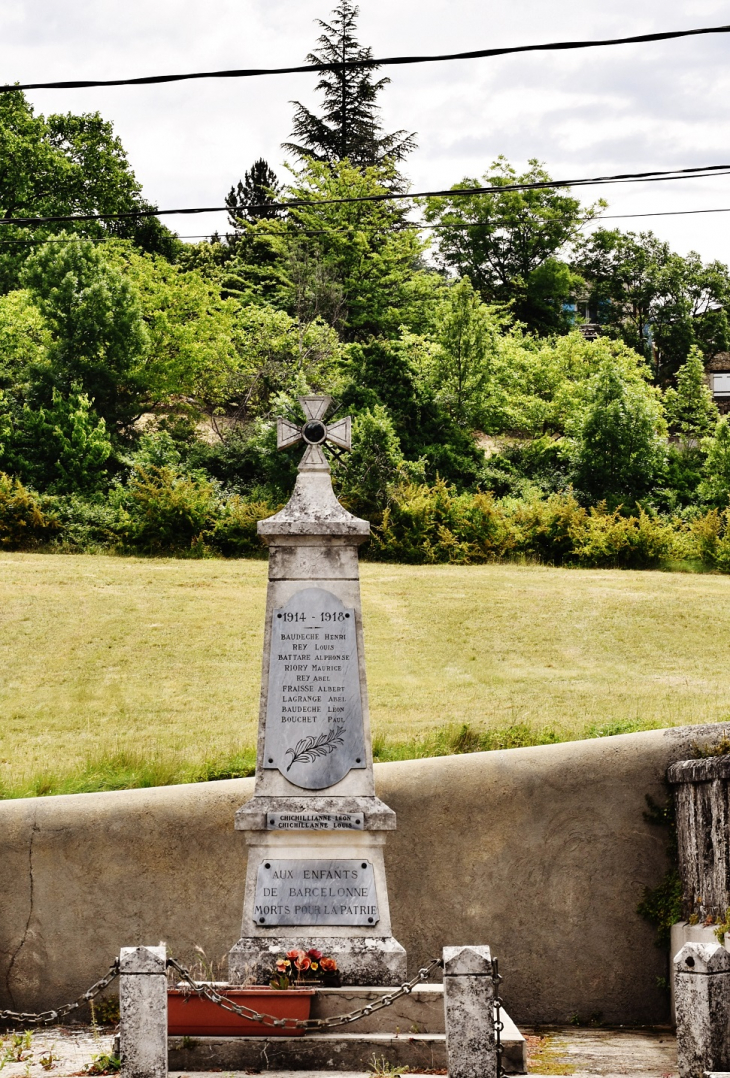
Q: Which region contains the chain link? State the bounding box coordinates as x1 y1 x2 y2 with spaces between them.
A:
492 956 504 1078
0 961 120 1027
166 956 444 1031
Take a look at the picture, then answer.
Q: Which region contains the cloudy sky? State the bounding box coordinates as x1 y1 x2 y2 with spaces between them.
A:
3 0 730 261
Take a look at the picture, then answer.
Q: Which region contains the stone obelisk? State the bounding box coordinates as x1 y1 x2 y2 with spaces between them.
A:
228 396 406 986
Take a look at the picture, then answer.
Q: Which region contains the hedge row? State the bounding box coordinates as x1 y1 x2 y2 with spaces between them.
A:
3 470 730 570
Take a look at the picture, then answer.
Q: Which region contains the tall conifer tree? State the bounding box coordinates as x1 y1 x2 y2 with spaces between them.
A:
226 159 282 231
283 2 416 168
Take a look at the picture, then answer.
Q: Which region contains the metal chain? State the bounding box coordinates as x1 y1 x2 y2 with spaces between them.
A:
492 956 504 1078
0 961 120 1026
166 956 444 1031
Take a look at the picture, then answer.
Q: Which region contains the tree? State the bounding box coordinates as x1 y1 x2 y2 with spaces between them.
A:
425 157 600 333
0 91 177 292
21 237 150 432
283 1 416 168
664 346 718 444
575 229 730 381
336 405 414 516
700 418 730 505
0 387 111 494
426 277 501 427
569 361 667 505
224 159 435 341
226 159 283 231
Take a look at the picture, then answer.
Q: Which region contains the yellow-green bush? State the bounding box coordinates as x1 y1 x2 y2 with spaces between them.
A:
210 495 278 557
0 472 59 548
369 481 688 568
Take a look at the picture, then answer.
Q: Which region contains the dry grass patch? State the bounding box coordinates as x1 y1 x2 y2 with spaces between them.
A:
1 553 730 794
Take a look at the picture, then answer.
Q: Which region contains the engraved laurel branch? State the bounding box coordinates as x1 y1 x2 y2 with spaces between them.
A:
285 725 345 772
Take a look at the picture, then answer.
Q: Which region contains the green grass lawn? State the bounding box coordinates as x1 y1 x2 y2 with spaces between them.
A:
1 552 729 796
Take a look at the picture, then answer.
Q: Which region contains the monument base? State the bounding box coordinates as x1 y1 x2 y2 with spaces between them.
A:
228 935 407 987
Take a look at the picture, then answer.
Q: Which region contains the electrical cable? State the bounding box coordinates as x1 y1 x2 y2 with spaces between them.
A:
3 23 730 93
3 204 730 245
3 200 730 246
2 162 730 226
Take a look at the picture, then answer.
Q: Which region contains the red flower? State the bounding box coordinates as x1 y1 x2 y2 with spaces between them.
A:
320 957 337 972
286 949 305 961
294 955 311 972
307 949 323 960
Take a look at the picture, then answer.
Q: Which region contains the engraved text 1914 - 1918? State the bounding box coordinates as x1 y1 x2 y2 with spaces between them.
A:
263 587 366 790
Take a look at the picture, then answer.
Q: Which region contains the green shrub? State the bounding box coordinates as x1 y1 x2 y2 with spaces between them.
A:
119 465 217 555
210 495 276 557
568 505 677 568
0 472 59 548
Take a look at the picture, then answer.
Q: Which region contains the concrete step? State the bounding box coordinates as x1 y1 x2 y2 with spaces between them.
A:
311 985 444 1033
169 1032 446 1073
168 1010 525 1073
167 984 527 1073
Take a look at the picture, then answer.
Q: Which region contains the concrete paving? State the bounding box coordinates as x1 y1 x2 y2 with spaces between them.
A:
524 1026 677 1077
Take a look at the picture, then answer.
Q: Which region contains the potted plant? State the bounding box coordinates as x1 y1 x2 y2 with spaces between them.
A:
168 949 338 1037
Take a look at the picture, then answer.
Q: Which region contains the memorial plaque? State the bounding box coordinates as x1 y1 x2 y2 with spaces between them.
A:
263 587 367 789
253 858 380 926
267 812 364 831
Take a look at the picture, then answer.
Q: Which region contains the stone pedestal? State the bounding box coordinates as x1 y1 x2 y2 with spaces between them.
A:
674 942 730 1078
668 756 730 921
119 945 167 1078
228 399 405 986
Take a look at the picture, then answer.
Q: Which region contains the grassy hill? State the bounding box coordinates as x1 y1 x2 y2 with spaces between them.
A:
1 552 729 797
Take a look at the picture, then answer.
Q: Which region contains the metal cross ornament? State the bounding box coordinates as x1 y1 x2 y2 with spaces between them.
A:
276 396 351 467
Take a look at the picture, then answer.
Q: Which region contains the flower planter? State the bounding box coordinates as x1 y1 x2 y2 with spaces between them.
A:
168 985 315 1037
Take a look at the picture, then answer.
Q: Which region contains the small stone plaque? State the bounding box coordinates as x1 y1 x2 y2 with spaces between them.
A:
253 858 380 926
263 587 367 790
267 812 364 831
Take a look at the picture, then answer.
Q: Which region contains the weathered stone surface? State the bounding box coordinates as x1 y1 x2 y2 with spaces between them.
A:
253 858 379 927
674 942 730 1078
168 1032 444 1073
236 796 395 831
228 935 407 987
670 922 724 1023
119 945 166 975
119 945 167 1078
263 588 366 790
443 945 496 1078
258 469 369 540
233 419 405 989
669 756 730 920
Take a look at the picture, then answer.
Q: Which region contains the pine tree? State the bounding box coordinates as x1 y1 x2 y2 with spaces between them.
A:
283 2 416 168
226 159 282 233
664 345 719 445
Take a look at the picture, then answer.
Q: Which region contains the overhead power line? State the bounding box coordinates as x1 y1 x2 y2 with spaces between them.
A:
2 162 730 226
2 23 730 93
3 204 730 246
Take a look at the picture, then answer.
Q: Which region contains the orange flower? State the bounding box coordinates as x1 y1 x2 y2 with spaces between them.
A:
294 955 311 972
320 957 337 972
276 960 289 972
286 949 305 961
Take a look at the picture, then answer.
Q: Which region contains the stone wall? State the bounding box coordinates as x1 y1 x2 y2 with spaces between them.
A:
2 724 726 1025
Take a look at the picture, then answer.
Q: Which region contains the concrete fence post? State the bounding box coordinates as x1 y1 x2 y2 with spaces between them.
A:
119 945 168 1078
443 945 496 1078
674 942 730 1078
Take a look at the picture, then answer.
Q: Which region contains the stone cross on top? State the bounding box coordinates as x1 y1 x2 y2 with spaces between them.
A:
276 396 351 468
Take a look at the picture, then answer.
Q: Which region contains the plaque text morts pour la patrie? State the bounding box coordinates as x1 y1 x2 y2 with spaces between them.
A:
263 587 367 789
